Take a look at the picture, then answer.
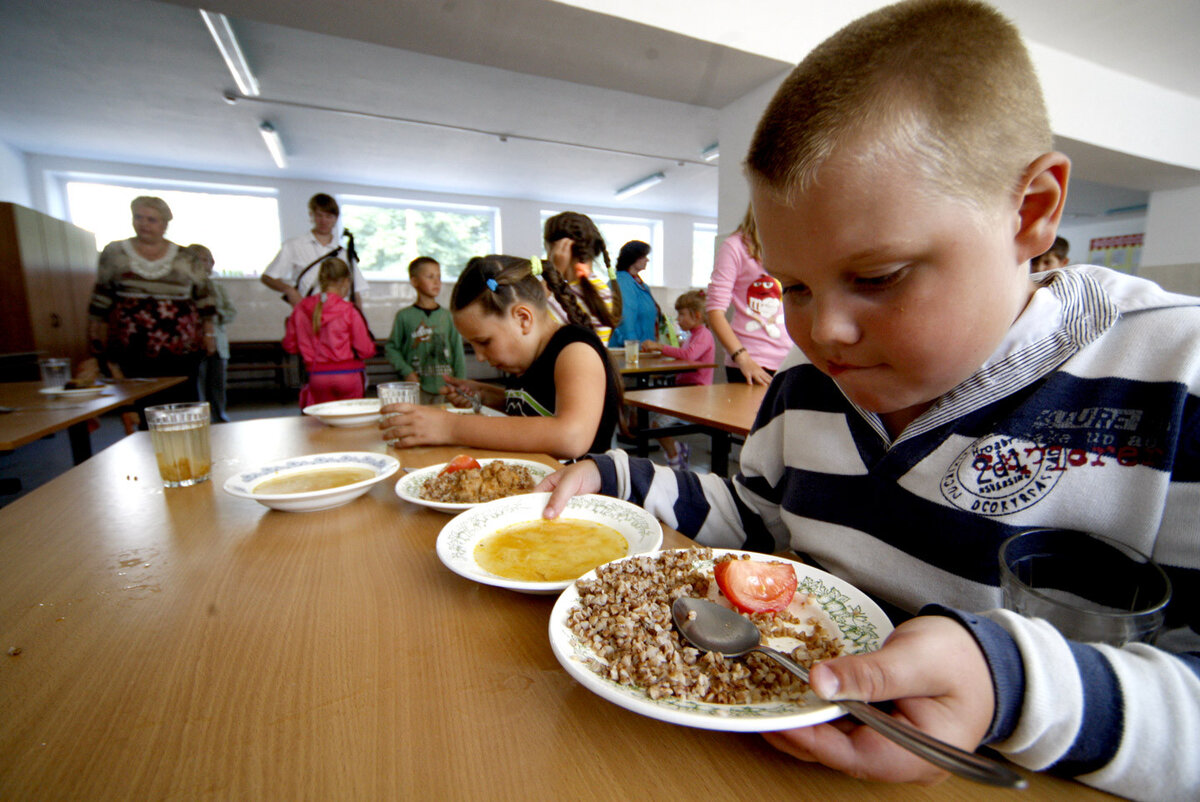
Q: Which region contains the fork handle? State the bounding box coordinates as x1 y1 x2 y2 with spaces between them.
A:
755 646 1027 789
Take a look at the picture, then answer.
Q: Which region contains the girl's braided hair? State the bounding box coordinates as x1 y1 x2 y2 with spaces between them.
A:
542 212 623 328
312 256 351 335
451 255 547 316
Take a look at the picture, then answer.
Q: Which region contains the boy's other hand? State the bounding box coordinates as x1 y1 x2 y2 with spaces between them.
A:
762 615 995 785
538 460 602 520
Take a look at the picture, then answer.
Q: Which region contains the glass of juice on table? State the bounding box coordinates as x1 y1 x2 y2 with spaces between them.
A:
145 402 212 487
624 340 639 368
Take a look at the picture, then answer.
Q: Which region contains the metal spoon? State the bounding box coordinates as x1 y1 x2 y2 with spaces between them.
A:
671 597 1027 789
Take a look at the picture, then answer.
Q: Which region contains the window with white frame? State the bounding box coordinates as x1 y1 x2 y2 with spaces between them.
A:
540 211 664 285
692 222 718 288
62 178 280 277
340 197 499 280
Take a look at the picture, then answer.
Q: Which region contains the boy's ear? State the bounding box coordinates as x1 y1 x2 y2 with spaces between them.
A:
1013 152 1071 263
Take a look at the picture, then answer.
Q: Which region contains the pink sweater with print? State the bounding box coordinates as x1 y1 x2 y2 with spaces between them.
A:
704 231 790 371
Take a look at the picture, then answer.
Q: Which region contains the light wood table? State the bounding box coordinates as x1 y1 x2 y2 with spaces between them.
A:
0 415 1106 800
624 382 768 475
0 376 187 464
612 351 716 388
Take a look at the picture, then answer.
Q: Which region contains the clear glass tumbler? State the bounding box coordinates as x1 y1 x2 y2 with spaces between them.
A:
144 402 212 487
39 357 71 390
998 528 1171 645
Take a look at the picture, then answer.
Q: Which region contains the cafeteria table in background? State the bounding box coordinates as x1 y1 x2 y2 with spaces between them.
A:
623 382 767 475
613 350 716 389
0 414 1105 800
0 376 187 470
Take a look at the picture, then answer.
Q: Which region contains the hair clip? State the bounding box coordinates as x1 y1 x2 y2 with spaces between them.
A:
530 257 543 277
485 277 499 292
608 266 617 281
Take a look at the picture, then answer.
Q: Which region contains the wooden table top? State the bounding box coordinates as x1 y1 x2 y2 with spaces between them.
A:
611 351 716 377
624 382 768 436
0 415 1106 800
0 377 187 451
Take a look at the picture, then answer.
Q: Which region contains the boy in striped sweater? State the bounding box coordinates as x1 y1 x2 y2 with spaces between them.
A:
540 1 1199 798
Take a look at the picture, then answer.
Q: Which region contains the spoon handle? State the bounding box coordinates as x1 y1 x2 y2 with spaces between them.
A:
754 646 1027 789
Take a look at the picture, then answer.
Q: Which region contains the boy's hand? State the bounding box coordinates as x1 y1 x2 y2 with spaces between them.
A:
537 460 602 519
441 376 479 409
379 404 453 447
404 372 419 383
762 615 996 785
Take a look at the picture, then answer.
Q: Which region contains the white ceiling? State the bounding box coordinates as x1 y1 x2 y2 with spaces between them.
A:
1 0 1197 220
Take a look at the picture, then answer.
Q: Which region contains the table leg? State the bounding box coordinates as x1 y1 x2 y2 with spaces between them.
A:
711 431 731 476
635 407 650 458
67 421 93 465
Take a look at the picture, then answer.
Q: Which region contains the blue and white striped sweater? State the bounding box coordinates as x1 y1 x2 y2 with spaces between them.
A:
593 266 1200 799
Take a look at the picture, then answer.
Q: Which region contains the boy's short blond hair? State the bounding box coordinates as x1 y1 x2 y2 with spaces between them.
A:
675 290 706 316
747 0 1051 210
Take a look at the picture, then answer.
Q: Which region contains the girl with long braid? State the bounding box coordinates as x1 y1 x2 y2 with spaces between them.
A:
379 255 620 460
541 212 623 345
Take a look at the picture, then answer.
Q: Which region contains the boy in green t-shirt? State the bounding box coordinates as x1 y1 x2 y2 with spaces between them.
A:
384 257 466 403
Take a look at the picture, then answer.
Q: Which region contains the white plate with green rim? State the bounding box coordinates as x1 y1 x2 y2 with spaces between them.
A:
436 492 663 593
549 548 892 731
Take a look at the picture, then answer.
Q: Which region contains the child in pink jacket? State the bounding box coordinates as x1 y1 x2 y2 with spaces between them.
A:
283 257 376 408
641 290 714 468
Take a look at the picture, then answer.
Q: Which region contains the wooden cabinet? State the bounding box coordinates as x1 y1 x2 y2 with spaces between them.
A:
0 203 97 370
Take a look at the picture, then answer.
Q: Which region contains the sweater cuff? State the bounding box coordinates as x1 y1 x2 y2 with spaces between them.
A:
588 453 620 497
920 604 1025 743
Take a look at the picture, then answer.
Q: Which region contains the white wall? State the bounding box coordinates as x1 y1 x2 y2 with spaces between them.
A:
1137 186 1200 296
716 72 788 234
0 141 31 207
1057 214 1147 266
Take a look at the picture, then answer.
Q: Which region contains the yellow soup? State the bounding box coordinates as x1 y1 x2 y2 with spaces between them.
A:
254 466 376 494
474 519 628 582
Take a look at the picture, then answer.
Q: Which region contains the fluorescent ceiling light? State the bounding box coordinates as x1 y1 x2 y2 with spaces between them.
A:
259 121 287 168
701 143 719 162
614 172 665 201
200 9 260 97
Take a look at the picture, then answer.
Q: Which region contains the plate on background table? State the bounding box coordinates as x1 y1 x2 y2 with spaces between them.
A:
436 492 663 594
549 549 893 732
224 451 399 512
395 457 555 513
39 385 107 400
302 398 382 427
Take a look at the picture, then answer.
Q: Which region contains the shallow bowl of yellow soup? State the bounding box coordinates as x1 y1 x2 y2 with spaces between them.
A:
436 492 663 594
223 451 400 512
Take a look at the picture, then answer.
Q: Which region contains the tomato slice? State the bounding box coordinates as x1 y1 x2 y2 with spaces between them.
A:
713 559 798 613
440 455 481 476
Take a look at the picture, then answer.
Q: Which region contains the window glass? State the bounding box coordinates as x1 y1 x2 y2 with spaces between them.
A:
540 211 663 285
692 223 718 288
340 198 499 280
63 180 280 277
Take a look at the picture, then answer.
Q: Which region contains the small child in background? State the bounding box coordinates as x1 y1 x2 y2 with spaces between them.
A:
283 257 375 408
541 212 623 345
384 256 466 404
379 255 619 460
1030 235 1070 272
641 290 715 469
188 244 236 422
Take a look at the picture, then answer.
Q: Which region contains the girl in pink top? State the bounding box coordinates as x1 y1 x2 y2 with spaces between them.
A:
705 206 790 385
641 290 714 469
283 257 376 408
